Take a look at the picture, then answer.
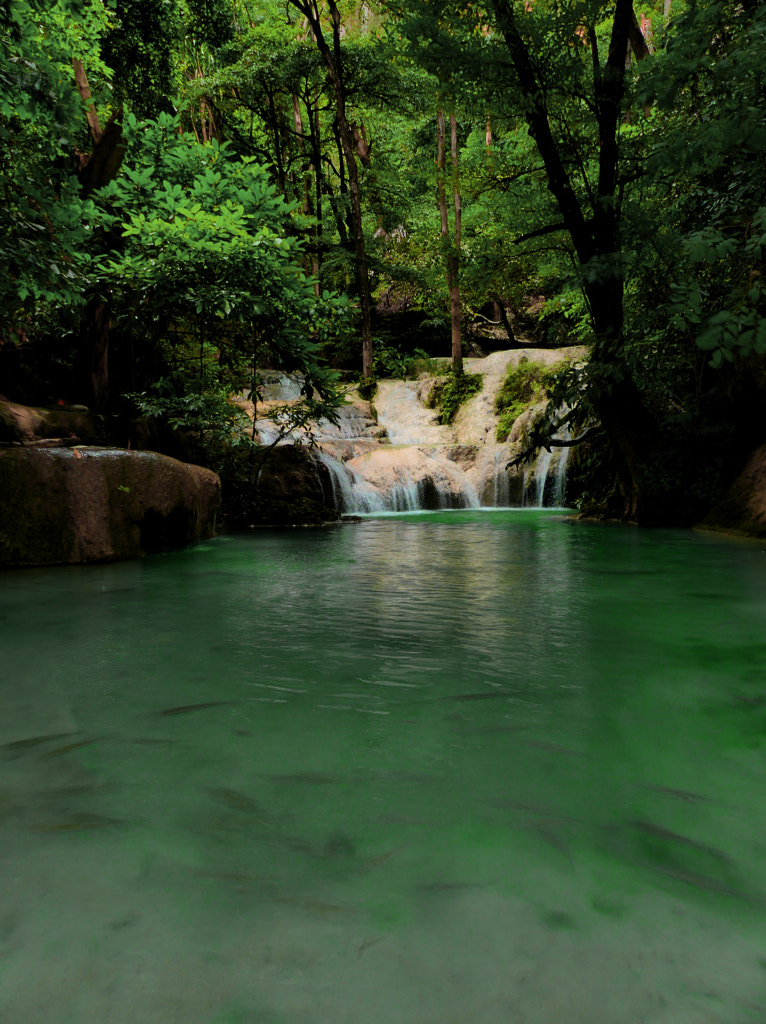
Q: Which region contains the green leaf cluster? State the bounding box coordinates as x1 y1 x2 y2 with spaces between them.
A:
426 369 483 425
494 360 567 443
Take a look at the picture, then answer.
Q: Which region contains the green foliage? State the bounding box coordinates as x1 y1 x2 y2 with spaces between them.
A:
102 0 181 118
372 341 433 379
637 0 766 372
426 369 483 425
126 358 248 449
0 0 109 337
185 0 234 47
88 110 348 418
494 361 566 442
356 377 378 402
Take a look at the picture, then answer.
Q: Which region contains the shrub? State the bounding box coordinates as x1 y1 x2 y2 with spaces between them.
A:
426 370 483 424
494 360 566 441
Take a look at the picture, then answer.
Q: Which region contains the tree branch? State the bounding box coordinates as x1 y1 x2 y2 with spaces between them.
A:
514 222 567 244
506 425 604 469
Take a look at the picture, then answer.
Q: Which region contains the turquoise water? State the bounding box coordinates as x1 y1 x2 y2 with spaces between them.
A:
2 510 766 1023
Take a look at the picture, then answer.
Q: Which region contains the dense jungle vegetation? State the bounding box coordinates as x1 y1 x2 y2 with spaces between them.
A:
1 0 765 523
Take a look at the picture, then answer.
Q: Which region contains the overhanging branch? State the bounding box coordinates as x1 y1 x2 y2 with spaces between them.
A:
506 425 604 470
513 222 567 245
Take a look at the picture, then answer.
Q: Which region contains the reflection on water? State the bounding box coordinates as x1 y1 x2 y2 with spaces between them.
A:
2 511 766 1023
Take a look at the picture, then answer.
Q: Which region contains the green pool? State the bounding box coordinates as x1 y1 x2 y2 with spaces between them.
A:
2 511 766 1023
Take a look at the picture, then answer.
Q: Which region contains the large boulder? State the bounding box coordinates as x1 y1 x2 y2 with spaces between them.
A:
255 445 329 505
0 398 99 445
0 447 220 566
244 445 338 525
698 444 766 539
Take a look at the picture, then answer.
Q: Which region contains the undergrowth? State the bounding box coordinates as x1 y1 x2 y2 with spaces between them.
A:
426 370 483 424
494 360 566 441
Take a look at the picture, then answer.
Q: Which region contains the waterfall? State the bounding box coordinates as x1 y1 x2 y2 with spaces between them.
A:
519 417 572 509
491 449 511 507
317 449 479 514
550 442 571 508
534 448 553 507
316 451 384 514
251 352 584 515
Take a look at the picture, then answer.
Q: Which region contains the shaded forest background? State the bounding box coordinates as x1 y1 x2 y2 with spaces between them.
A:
2 0 765 523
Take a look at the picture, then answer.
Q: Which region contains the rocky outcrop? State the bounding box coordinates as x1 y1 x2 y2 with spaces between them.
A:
0 447 220 566
0 398 99 446
255 445 330 505
697 444 766 539
233 445 338 525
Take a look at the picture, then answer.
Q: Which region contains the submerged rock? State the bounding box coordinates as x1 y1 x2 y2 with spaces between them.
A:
0 447 220 566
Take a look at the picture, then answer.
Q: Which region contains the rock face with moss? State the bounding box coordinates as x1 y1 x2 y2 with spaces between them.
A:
0 447 220 566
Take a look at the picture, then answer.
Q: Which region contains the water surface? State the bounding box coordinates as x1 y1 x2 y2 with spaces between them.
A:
2 511 766 1023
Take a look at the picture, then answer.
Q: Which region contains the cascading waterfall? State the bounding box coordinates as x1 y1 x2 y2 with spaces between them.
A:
550 439 571 508
520 415 572 509
317 449 480 514
491 449 511 507
316 451 384 514
254 362 579 514
534 448 554 507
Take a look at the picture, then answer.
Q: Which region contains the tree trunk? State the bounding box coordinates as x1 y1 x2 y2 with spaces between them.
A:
490 0 653 517
437 109 462 374
450 113 462 374
73 61 126 412
287 0 373 378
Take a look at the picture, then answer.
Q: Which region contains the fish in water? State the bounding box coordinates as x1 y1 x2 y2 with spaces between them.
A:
2 732 79 753
31 812 123 831
642 784 710 804
653 864 759 903
39 738 105 759
276 830 357 860
156 701 236 716
418 881 485 894
631 819 731 864
268 772 344 784
363 845 404 870
208 788 264 816
448 693 509 702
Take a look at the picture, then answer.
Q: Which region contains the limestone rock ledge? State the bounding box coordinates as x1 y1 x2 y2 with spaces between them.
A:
0 447 220 566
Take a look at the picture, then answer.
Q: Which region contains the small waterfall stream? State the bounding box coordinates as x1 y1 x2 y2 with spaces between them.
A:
316 451 384 514
255 364 576 514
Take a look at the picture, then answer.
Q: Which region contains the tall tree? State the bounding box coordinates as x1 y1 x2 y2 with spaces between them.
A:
487 0 653 516
436 108 462 373
395 0 657 515
285 0 374 377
